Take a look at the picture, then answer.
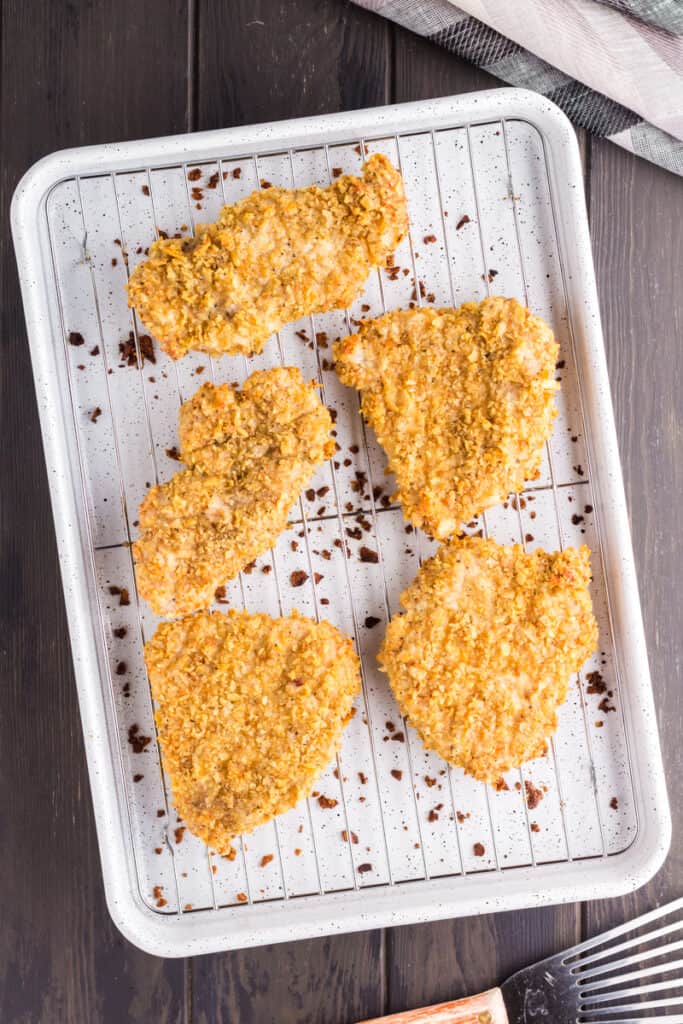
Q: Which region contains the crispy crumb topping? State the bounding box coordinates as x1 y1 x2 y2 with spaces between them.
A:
144 609 360 854
127 154 408 359
379 536 598 782
133 367 334 616
334 297 559 538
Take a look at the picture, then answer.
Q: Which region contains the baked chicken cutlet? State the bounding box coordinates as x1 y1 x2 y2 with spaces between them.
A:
334 297 560 539
145 610 361 855
380 536 598 782
133 367 333 617
127 154 408 359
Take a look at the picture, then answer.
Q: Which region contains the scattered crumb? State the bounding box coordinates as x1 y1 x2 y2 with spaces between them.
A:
524 780 544 809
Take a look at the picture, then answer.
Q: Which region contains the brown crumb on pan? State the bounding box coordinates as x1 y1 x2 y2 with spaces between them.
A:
524 780 544 809
127 723 151 754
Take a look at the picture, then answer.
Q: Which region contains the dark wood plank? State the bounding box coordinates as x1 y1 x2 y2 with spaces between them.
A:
385 24 581 1016
582 139 683 938
196 0 392 131
192 2 390 1021
0 1 190 1020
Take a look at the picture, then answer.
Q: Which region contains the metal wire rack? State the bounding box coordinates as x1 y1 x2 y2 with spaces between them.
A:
43 114 637 921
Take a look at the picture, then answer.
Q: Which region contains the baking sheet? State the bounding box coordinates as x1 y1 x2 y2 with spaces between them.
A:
12 89 670 955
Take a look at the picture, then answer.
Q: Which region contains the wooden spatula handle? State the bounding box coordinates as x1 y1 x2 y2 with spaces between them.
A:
357 987 508 1023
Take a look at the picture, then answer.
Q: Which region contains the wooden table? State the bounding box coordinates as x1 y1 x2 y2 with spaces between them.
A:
1 1 680 1020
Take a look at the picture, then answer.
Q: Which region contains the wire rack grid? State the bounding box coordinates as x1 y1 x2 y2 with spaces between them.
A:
19 94 665 954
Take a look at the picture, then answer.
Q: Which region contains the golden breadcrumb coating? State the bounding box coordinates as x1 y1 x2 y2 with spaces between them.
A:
127 154 408 359
379 536 598 782
145 609 361 854
133 367 334 617
334 297 560 539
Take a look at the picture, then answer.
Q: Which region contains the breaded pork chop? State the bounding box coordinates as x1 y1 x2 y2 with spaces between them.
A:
380 536 597 782
334 298 559 539
145 609 361 854
133 367 333 617
127 154 408 360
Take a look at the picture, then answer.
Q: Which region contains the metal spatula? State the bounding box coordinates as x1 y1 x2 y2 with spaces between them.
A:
359 898 683 1023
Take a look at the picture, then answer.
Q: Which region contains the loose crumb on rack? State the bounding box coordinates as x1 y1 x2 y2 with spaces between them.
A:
260 854 274 868
473 842 486 857
524 780 544 809
153 884 164 899
127 723 151 754
318 795 338 809
586 670 607 695
357 863 372 874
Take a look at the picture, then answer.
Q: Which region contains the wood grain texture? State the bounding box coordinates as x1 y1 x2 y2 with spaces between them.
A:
196 0 391 130
0 0 190 1021
583 137 683 938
